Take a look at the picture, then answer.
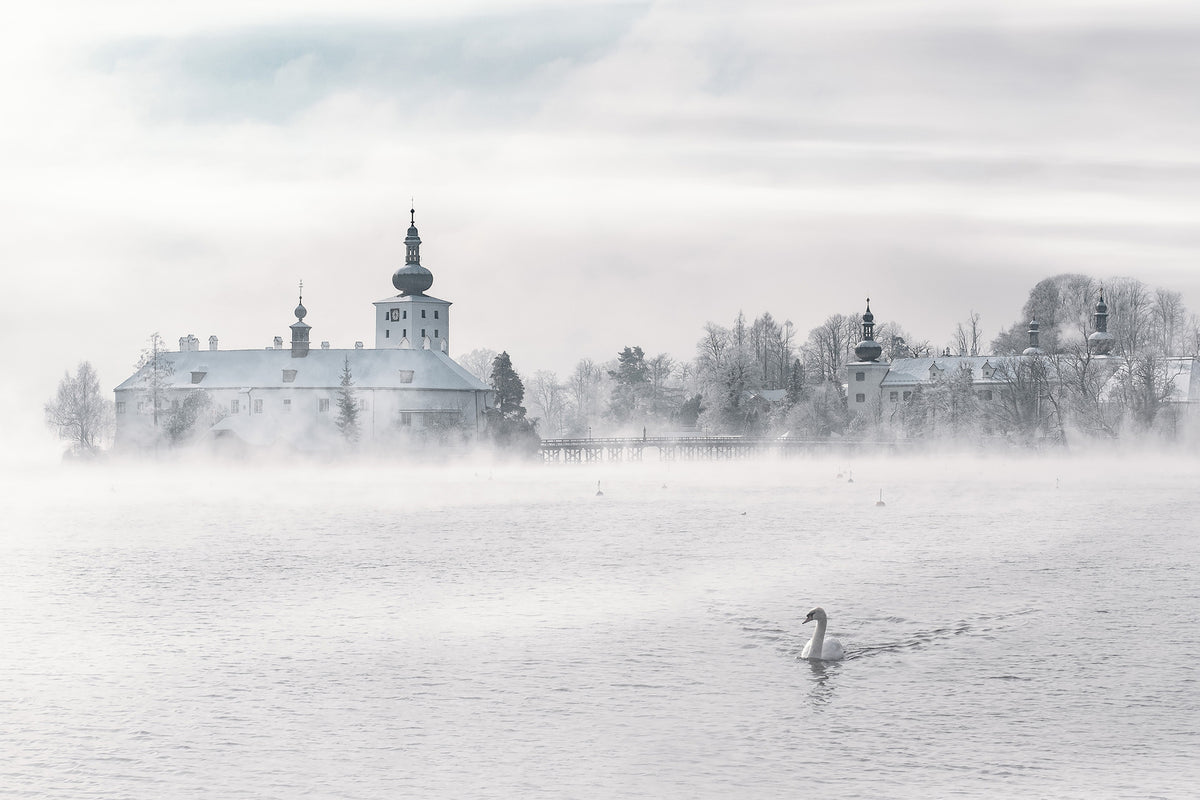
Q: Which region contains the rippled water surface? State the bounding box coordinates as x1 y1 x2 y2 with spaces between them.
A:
2 455 1198 799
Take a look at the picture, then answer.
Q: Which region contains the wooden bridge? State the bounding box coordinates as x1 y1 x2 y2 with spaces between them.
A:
538 436 902 463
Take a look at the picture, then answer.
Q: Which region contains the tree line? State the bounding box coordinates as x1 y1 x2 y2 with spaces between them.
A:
458 273 1200 447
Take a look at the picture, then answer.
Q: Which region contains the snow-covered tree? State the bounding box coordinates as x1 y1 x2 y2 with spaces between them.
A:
44 361 112 455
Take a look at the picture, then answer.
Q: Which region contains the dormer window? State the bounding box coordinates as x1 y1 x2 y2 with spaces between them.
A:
282 369 297 383
190 371 207 384
929 363 944 378
398 370 414 384
981 361 995 379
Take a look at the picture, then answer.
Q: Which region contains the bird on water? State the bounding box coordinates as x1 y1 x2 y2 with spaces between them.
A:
801 607 845 661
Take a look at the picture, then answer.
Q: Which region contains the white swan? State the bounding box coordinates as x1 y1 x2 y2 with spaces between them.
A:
801 607 845 661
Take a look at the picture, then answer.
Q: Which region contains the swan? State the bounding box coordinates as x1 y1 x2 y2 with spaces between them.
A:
801 607 845 661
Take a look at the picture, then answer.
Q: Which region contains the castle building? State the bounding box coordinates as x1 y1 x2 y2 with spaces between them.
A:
113 211 494 451
844 294 1200 437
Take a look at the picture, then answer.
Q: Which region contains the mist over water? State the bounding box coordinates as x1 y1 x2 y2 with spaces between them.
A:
2 455 1198 798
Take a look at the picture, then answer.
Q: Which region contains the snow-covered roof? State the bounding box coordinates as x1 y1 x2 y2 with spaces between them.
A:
879 356 1019 387
373 293 451 305
114 347 489 393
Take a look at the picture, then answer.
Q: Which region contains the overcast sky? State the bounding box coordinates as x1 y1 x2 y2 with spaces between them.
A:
6 0 1200 457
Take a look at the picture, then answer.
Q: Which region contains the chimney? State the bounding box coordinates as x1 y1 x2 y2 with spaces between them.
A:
209 335 219 351
355 341 364 349
273 336 283 349
321 341 330 350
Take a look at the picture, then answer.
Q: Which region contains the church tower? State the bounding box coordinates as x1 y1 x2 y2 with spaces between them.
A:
374 209 452 352
846 298 891 420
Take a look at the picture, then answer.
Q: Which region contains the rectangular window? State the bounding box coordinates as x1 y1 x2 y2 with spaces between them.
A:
231 399 240 414
421 309 427 319
385 330 390 338
855 393 866 403
403 328 407 338
397 370 414 384
434 329 439 338
889 391 898 402
434 310 439 319
981 390 993 401
399 412 413 426
855 371 865 381
403 310 407 319
903 391 912 401
422 329 426 337
254 399 263 414
116 401 126 414
283 398 292 412
319 398 329 413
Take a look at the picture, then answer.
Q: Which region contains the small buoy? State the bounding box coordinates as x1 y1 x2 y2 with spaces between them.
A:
740 511 747 516
847 470 854 484
876 489 886 507
596 480 604 497
662 483 668 489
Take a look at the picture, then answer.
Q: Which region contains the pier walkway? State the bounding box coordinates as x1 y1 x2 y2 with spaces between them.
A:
538 436 901 463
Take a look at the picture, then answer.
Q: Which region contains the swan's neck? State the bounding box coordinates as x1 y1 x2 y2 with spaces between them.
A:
809 618 827 659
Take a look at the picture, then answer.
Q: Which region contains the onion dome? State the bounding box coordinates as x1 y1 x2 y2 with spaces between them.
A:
1022 318 1043 356
1088 289 1114 355
854 298 882 362
392 207 434 296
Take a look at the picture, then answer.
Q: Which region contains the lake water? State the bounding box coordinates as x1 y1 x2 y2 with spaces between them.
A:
2 454 1198 799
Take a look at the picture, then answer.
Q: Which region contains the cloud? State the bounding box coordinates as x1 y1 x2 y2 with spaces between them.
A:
91 5 648 124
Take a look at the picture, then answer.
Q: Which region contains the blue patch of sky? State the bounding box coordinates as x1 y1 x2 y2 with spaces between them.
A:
92 4 648 124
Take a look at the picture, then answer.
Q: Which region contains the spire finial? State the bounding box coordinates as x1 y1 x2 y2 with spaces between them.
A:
298 279 303 304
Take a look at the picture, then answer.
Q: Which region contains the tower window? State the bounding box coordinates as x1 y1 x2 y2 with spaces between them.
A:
855 393 866 403
434 329 439 338
390 309 400 322
403 310 407 319
855 371 865 381
422 329 426 337
403 328 407 338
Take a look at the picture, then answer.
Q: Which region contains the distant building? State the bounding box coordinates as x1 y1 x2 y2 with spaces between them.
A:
114 210 494 451
845 295 1200 438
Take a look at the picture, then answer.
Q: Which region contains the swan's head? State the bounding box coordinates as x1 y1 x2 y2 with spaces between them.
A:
803 607 828 625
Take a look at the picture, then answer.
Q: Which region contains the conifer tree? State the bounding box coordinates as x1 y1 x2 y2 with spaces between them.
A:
336 356 360 443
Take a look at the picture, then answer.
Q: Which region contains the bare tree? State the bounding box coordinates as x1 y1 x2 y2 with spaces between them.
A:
45 361 112 455
458 348 498 384
135 332 174 428
804 313 858 383
528 370 567 436
566 358 603 435
952 310 983 356
1152 288 1186 356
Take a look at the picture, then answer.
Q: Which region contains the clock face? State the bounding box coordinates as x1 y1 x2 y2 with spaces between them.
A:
390 309 400 322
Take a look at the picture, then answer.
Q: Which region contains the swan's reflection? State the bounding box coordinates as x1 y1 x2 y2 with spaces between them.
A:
805 658 837 706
